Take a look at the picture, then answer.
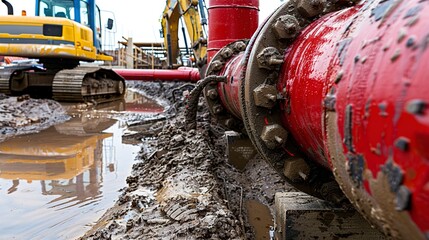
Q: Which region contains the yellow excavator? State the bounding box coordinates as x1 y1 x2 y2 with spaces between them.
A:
161 0 207 69
0 0 125 103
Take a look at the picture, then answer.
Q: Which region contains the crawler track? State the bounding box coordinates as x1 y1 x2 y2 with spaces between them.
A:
52 66 126 103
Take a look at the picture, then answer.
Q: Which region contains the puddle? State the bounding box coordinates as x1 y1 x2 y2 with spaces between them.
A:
0 90 164 239
246 200 274 240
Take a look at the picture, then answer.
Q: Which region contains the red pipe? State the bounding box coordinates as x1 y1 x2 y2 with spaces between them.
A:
207 0 259 62
216 52 245 119
208 0 429 238
114 67 200 82
278 1 429 237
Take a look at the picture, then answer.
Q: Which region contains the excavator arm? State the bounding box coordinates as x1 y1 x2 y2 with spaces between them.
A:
161 0 207 69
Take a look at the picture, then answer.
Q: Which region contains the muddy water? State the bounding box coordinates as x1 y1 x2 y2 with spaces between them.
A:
246 200 274 240
0 90 163 240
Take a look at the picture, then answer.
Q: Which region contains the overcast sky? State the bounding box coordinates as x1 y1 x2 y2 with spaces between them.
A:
6 0 284 47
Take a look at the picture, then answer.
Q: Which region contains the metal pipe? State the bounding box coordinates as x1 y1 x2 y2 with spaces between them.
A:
114 67 200 82
203 0 429 238
207 0 259 62
279 1 429 238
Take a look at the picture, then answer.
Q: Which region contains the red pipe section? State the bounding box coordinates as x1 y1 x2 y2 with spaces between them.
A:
210 0 429 238
207 0 259 62
278 1 429 237
114 67 201 82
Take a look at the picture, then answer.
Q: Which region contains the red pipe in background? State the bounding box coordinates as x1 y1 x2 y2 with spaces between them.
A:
207 0 259 62
114 67 200 82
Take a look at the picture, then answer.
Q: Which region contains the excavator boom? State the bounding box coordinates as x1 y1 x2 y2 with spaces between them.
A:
161 0 207 69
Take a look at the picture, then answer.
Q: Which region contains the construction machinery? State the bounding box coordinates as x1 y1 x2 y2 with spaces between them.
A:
182 0 429 238
0 0 125 103
161 0 207 70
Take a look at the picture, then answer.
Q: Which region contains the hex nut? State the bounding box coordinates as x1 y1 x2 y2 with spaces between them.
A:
273 15 301 40
257 47 284 70
220 47 233 59
207 89 218 100
297 0 326 18
283 157 311 182
211 60 224 71
253 84 278 109
260 124 288 149
232 41 247 52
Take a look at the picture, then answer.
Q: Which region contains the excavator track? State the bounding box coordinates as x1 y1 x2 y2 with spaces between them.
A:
0 67 13 95
52 66 126 103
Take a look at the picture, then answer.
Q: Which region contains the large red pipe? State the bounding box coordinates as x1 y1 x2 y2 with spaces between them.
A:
207 0 259 61
207 0 429 238
114 67 200 82
279 1 429 237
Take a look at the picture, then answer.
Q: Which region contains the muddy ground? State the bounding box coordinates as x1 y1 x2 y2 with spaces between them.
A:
0 82 294 239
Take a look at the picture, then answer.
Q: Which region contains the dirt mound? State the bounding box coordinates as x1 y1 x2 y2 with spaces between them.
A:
0 94 69 142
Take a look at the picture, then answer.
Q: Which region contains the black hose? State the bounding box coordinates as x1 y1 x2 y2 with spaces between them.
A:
185 75 226 130
2 0 13 15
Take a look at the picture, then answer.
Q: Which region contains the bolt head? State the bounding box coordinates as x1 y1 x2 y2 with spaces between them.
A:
260 124 288 149
207 89 218 100
211 60 224 71
272 15 300 40
253 84 278 109
232 41 247 52
297 0 326 18
220 48 233 59
257 47 283 70
283 157 310 182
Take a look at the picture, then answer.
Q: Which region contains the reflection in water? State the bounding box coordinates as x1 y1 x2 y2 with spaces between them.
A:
124 90 165 113
0 100 143 239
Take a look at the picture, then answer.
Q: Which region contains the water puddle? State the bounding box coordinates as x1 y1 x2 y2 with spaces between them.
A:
246 200 274 240
0 90 164 239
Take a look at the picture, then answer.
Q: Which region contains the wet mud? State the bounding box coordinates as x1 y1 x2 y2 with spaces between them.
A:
82 81 293 240
0 81 292 239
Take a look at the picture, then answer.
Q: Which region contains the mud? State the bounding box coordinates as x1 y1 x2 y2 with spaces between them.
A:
82 81 293 240
0 94 69 142
0 81 292 239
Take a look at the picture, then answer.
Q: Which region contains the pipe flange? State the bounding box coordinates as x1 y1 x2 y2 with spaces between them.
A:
240 0 356 172
203 40 249 132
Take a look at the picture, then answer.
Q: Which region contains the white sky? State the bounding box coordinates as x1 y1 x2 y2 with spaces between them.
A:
6 0 284 47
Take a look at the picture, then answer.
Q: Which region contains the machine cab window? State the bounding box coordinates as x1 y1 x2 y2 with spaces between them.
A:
38 0 90 27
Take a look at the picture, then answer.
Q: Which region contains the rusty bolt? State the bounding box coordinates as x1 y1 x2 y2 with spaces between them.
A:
253 84 278 109
260 124 288 149
257 47 284 70
211 60 224 72
232 41 247 52
213 104 223 114
272 15 301 40
207 89 218 100
191 0 199 6
297 0 326 18
220 47 233 59
283 157 311 182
